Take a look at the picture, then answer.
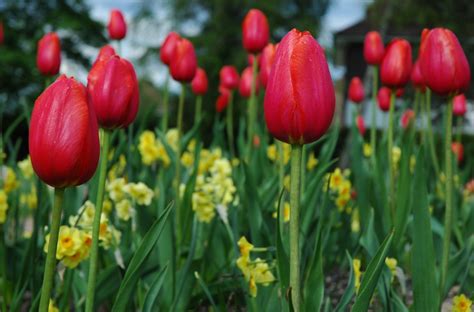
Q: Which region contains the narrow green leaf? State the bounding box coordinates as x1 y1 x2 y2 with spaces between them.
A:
352 230 394 312
334 252 355 312
275 188 289 293
142 265 169 312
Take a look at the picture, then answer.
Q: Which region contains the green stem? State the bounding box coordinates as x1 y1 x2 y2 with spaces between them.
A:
440 97 454 296
175 84 185 245
426 89 441 178
289 144 302 311
277 142 284 191
195 95 202 126
226 91 235 158
39 188 65 312
85 129 111 312
370 66 378 157
455 117 462 143
246 55 259 162
387 90 396 220
162 75 170 132
0 225 8 311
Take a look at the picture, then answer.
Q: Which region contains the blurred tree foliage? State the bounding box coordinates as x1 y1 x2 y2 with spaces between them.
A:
0 0 106 115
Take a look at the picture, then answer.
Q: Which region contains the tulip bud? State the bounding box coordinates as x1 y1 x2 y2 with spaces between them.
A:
29 76 100 188
160 32 181 66
242 9 269 54
88 54 140 129
411 60 425 92
453 94 467 117
419 28 470 96
363 31 384 65
170 38 197 83
0 21 4 45
451 142 464 164
37 32 61 76
191 67 208 95
396 88 404 98
356 115 365 136
380 38 412 88
216 89 230 113
108 9 127 40
93 45 116 66
401 109 415 129
259 43 277 88
239 66 259 98
377 87 391 112
348 77 364 104
219 66 240 90
264 29 335 144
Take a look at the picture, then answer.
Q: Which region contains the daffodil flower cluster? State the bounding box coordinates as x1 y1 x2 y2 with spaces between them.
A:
267 143 319 171
452 294 472 312
236 237 275 297
324 168 353 212
271 201 290 222
189 150 236 223
138 129 181 167
3 166 19 193
106 178 154 221
17 156 37 210
43 225 92 269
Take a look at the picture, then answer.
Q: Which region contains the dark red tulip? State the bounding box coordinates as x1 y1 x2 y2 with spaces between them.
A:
264 29 335 145
191 67 208 95
216 89 230 113
160 32 180 66
37 32 61 76
411 60 426 92
259 43 277 88
29 75 100 188
88 54 140 129
248 54 261 67
453 94 467 117
363 31 384 65
401 109 415 129
170 38 197 83
451 142 464 163
0 21 4 45
348 77 364 104
93 45 116 66
419 28 470 96
377 87 391 112
219 66 240 90
108 9 127 40
239 66 259 98
356 115 365 136
242 9 269 54
396 88 404 98
380 38 412 88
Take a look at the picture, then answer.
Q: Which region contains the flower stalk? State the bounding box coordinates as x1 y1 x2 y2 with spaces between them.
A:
246 54 259 161
370 66 378 159
226 91 235 158
85 129 111 312
387 90 396 219
39 187 65 312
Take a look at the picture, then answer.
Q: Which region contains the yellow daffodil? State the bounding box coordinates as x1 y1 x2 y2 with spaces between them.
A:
124 182 154 206
116 199 134 221
452 294 472 312
307 153 318 170
363 143 372 158
18 156 34 179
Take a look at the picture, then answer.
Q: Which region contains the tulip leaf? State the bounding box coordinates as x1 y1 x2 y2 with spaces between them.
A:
276 188 290 295
112 202 173 312
352 230 394 312
334 251 355 312
142 264 169 312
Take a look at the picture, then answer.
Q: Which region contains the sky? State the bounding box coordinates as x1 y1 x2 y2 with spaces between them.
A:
67 0 371 89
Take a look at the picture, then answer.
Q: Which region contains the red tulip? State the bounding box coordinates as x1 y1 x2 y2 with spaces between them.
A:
219 66 240 90
259 43 277 88
37 32 61 76
242 9 269 54
396 88 404 98
88 54 140 129
356 115 365 136
411 60 425 92
191 67 208 95
401 109 415 129
453 94 467 117
169 38 197 83
264 29 335 144
419 28 470 96
160 32 181 66
348 77 364 104
377 87 391 112
0 21 4 45
363 31 384 65
380 38 412 88
239 66 259 98
29 75 100 188
216 89 230 113
248 54 261 67
451 142 464 163
108 9 127 40
93 45 116 66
